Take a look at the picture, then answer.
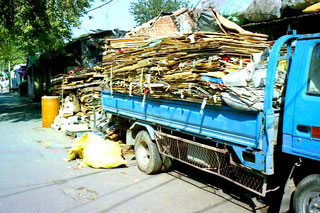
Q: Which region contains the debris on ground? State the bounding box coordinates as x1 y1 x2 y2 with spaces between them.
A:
62 186 98 204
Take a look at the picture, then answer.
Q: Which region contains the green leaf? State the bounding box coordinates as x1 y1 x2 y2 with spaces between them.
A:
129 0 189 26
0 0 95 65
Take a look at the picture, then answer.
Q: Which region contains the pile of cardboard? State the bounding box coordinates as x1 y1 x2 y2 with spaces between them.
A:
102 32 269 106
52 67 106 116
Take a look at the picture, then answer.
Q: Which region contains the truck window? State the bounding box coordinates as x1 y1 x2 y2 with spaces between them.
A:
307 44 320 95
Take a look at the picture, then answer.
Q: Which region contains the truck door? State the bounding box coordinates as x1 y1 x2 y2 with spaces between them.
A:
291 39 320 160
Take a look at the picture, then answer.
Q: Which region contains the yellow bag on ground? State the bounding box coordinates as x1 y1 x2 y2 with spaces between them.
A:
68 133 126 169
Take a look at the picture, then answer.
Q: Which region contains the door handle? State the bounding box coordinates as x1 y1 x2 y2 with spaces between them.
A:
297 125 311 133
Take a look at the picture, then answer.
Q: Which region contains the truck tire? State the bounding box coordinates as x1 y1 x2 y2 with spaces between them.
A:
135 130 162 174
293 174 320 213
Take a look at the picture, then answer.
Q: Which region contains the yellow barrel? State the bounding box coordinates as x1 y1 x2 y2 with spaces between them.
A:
42 96 60 128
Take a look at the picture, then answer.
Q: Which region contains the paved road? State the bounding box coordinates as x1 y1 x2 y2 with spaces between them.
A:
0 93 268 213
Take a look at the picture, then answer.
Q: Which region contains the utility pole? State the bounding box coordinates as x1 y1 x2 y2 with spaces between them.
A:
8 61 11 92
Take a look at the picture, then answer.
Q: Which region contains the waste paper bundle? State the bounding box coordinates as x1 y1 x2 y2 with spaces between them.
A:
51 67 106 132
52 67 105 116
102 31 287 111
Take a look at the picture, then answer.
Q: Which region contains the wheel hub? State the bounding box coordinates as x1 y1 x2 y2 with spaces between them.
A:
136 141 150 167
304 191 320 213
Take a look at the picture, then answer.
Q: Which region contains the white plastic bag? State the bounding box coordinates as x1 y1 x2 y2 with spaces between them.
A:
201 0 253 24
252 64 268 87
221 92 262 111
222 63 255 87
243 0 282 22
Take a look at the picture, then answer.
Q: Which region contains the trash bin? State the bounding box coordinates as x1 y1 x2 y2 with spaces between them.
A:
42 96 60 128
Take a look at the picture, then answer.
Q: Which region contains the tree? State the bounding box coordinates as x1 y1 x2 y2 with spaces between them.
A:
0 0 95 66
130 0 188 26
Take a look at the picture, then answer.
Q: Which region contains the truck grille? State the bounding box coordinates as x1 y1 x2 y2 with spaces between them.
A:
155 131 267 196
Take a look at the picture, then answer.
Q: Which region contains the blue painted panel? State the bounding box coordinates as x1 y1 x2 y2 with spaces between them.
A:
263 34 301 174
283 40 306 136
233 146 265 171
283 134 320 161
282 36 320 161
284 136 320 161
292 138 320 160
282 134 293 153
101 91 262 149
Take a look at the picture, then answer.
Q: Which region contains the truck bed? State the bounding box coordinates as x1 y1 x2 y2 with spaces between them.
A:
101 91 263 150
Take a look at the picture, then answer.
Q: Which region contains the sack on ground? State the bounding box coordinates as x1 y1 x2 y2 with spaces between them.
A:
68 133 126 169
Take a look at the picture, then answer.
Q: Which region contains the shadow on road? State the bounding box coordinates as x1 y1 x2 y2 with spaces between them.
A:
67 161 275 213
0 92 41 123
0 170 106 199
167 161 273 213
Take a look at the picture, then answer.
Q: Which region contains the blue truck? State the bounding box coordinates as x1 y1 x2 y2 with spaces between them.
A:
101 33 320 212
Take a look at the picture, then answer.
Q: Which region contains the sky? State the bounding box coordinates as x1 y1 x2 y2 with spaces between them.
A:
72 0 201 38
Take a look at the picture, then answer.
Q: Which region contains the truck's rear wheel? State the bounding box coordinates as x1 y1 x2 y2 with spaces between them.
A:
135 130 162 174
293 174 320 213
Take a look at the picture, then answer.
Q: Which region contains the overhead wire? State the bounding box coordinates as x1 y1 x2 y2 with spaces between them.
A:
86 0 114 13
194 0 201 8
81 26 90 34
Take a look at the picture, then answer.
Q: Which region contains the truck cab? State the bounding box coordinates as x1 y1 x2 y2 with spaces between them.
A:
282 34 320 161
280 34 320 213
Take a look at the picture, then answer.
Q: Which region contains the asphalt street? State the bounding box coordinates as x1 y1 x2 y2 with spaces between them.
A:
0 92 268 213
